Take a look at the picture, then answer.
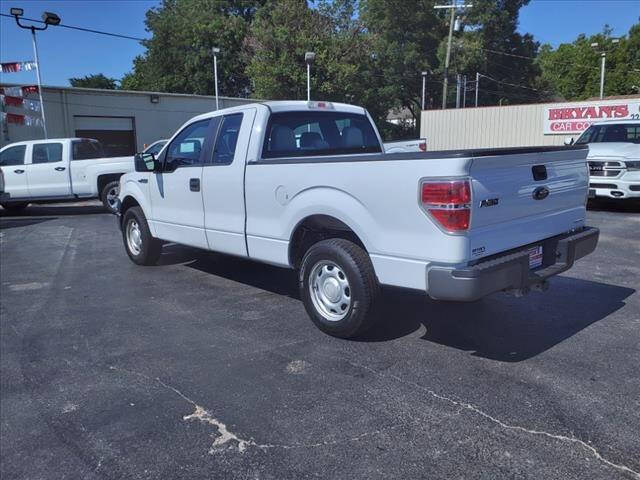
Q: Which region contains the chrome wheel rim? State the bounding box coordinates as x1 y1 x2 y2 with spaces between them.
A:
106 185 120 210
126 219 142 256
309 261 351 321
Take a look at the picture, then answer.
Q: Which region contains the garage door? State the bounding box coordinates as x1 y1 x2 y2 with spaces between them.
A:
74 116 136 157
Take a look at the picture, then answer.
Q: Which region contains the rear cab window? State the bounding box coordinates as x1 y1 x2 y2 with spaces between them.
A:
32 143 63 164
72 139 105 160
0 145 26 166
262 110 382 159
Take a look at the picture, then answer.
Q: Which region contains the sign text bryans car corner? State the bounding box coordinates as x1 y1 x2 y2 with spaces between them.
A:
543 100 640 134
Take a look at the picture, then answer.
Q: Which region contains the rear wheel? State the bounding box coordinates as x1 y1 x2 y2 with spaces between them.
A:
122 207 162 265
299 238 379 338
0 202 29 214
101 181 121 213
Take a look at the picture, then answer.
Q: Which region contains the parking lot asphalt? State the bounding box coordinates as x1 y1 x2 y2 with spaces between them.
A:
1 200 639 480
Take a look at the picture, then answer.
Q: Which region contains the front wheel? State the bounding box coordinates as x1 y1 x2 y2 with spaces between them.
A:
122 206 162 265
101 181 121 213
299 238 380 338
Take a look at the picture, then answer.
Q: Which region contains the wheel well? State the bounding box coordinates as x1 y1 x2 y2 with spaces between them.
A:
120 195 140 217
288 215 367 268
97 173 124 196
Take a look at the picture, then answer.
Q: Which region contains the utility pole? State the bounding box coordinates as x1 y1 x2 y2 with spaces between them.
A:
212 47 220 110
421 71 428 110
434 2 473 109
475 72 479 107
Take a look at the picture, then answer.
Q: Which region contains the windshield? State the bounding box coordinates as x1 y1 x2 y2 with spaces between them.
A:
575 123 640 144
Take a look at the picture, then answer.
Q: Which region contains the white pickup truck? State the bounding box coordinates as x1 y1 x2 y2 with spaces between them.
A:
0 138 134 213
116 101 599 338
571 120 640 200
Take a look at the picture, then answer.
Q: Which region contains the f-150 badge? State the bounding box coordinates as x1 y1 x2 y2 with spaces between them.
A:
479 197 499 208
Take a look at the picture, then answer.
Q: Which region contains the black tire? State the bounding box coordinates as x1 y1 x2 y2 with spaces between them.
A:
299 238 380 338
101 180 121 213
0 202 29 213
122 206 162 266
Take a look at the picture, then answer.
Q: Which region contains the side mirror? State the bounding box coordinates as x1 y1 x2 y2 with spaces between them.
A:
134 152 160 172
564 136 575 146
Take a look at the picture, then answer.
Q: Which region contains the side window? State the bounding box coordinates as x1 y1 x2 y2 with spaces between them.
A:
212 113 243 165
73 140 105 160
0 145 26 166
32 143 63 164
165 119 210 171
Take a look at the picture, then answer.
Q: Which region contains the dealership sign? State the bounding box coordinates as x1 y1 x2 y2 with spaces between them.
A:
543 100 640 134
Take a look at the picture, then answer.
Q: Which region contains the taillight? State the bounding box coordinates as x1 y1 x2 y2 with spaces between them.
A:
419 140 427 151
420 179 471 232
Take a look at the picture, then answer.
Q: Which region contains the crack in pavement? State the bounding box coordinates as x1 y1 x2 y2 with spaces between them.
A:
110 366 411 454
326 355 640 479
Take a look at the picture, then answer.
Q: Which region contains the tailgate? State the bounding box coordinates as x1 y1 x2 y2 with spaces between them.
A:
468 146 589 259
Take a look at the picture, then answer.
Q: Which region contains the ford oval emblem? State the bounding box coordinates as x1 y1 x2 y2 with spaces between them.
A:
533 186 550 200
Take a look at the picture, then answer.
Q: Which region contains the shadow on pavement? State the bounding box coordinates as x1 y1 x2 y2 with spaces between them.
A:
587 198 640 213
157 243 635 362
0 203 107 217
0 217 57 229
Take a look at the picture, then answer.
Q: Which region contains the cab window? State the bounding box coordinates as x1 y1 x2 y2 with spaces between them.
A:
165 119 210 171
212 113 243 165
0 145 26 166
32 143 63 164
262 111 381 159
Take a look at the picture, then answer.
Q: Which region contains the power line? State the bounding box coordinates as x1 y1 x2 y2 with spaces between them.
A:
0 13 146 42
478 73 544 92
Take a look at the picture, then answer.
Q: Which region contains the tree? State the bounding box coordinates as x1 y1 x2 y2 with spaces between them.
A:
120 0 265 96
537 21 640 100
69 73 117 89
245 0 395 133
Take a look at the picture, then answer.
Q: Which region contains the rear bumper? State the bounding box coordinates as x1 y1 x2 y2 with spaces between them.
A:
427 227 599 301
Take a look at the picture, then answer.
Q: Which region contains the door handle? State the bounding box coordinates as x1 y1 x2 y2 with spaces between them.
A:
138 178 148 184
55 166 66 171
189 178 200 192
14 169 24 174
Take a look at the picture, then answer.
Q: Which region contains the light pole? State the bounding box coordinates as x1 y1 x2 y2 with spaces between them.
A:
421 71 428 110
475 72 480 107
305 52 315 101
434 2 472 109
212 47 220 110
591 39 620 100
11 7 60 139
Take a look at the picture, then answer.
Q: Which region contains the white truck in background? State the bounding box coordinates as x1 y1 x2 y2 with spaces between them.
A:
383 138 427 153
116 100 598 338
0 138 134 213
570 120 640 200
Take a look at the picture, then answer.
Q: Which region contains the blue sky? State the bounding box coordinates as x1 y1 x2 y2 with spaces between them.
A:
1 0 638 88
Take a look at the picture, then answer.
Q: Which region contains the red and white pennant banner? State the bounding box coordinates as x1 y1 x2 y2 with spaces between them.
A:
0 112 43 127
0 85 39 97
0 94 41 111
0 61 37 73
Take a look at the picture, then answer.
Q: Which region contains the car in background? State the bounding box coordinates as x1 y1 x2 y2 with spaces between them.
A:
0 138 134 213
143 139 168 156
571 120 640 200
383 138 427 153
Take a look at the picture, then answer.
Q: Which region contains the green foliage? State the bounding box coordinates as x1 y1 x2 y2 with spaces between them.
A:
537 21 640 100
120 0 265 96
245 0 393 130
69 73 117 89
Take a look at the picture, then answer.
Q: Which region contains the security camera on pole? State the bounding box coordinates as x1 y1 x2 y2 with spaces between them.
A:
305 52 315 102
10 7 61 139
